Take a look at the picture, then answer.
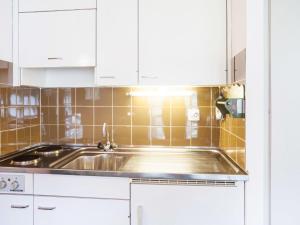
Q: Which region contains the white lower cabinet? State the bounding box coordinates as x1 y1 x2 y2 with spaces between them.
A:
0 195 33 225
131 183 244 225
34 196 129 225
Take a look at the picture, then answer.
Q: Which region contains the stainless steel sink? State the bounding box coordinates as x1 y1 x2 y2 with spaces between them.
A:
56 151 129 171
51 148 242 175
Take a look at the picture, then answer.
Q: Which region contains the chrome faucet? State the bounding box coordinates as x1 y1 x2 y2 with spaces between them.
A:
100 123 117 151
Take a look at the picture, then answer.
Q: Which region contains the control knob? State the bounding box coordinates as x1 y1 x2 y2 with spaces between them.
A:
10 180 19 191
0 180 7 189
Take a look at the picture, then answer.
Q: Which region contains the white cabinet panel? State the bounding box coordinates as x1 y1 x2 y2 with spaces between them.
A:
131 183 244 225
96 0 138 86
34 196 129 225
0 0 13 62
139 0 227 85
19 10 96 68
19 0 96 12
0 195 33 225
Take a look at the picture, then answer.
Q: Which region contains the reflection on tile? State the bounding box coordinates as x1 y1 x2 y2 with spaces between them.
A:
212 127 220 147
30 88 40 106
94 107 112 125
194 87 211 106
151 126 170 146
171 107 189 126
150 106 170 126
113 107 131 126
76 107 94 125
17 127 31 149
132 127 150 145
31 125 41 145
59 88 75 107
132 107 150 126
191 127 211 146
59 107 75 125
113 88 131 106
58 125 76 144
41 107 57 124
76 88 93 106
76 125 93 144
1 130 17 154
94 88 112 106
113 126 131 145
41 88 57 106
41 125 58 143
171 127 191 146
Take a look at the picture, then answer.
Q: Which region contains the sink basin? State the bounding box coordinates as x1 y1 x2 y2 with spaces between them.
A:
51 148 242 175
57 151 129 171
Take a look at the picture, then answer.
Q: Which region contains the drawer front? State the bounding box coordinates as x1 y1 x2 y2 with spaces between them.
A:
19 0 96 12
34 196 129 225
34 174 130 199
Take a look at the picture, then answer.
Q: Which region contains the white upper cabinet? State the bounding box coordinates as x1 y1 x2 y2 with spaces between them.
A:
0 0 13 62
139 0 227 85
19 10 96 68
19 0 96 12
96 0 138 86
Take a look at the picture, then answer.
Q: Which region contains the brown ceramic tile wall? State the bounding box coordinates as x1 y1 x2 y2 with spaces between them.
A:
0 87 40 156
219 115 246 169
41 87 220 147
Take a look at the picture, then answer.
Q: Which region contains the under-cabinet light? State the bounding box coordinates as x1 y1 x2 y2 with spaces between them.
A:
128 88 194 97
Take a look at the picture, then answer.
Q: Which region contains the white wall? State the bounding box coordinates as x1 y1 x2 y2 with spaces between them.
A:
271 1 300 224
246 0 270 225
231 0 247 56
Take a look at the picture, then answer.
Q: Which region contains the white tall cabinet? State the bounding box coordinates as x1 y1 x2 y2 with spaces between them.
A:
96 0 138 86
139 0 227 85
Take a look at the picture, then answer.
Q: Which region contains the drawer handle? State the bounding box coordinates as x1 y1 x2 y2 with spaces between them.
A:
38 206 56 211
141 75 158 79
11 205 29 209
48 57 63 60
99 76 116 79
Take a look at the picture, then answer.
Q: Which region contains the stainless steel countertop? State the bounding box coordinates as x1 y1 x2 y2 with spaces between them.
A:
0 146 248 181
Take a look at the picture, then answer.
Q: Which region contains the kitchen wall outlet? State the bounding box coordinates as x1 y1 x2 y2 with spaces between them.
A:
188 109 200 121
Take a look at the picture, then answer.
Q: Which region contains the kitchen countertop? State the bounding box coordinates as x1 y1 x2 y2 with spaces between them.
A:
0 145 248 181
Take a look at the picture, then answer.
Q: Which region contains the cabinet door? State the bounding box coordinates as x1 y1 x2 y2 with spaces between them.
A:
0 0 13 62
96 0 138 86
131 183 244 225
19 10 96 68
34 196 130 225
0 195 33 225
139 0 227 85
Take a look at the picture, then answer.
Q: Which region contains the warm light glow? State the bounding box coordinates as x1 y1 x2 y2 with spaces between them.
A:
128 88 194 97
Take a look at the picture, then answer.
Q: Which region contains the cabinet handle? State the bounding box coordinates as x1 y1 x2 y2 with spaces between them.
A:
137 205 143 225
11 205 29 209
99 76 116 79
141 75 158 79
48 57 63 60
38 206 56 211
